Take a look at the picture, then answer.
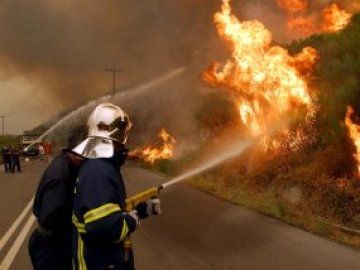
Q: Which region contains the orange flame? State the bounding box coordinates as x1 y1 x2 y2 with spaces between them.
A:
287 15 317 36
141 128 177 165
203 0 317 144
277 0 352 36
322 3 352 33
277 0 316 36
345 106 360 176
276 0 308 14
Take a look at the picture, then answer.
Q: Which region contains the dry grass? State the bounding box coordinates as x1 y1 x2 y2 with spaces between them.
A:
188 170 360 248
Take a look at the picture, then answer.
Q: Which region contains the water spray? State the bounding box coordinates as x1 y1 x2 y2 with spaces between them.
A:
125 121 288 210
125 136 260 209
25 67 186 150
162 137 257 188
123 136 258 259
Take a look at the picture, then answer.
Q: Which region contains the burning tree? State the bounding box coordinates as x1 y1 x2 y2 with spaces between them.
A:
203 0 318 151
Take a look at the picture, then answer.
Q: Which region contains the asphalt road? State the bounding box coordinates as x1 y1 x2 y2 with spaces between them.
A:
0 159 359 269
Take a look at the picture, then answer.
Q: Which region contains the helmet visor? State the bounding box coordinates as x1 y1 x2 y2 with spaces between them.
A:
107 115 132 144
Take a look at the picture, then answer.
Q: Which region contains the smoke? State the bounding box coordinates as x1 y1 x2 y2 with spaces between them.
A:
1 0 359 135
0 0 223 134
0 1 186 102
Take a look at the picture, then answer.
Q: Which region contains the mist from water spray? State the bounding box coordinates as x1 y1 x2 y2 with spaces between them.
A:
162 122 287 189
33 67 185 144
163 137 258 188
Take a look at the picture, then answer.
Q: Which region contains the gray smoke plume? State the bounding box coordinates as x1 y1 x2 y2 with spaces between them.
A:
0 0 359 135
0 0 220 134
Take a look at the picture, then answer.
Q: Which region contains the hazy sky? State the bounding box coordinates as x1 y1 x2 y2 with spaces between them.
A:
0 0 357 134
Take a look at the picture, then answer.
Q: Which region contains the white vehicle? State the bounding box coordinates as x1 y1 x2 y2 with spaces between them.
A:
22 134 42 156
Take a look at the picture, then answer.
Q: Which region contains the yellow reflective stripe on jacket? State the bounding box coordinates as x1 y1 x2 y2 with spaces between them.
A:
77 234 87 270
84 203 121 224
120 219 129 241
72 214 86 233
112 219 129 244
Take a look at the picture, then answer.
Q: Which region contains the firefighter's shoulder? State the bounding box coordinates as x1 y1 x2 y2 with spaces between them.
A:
41 152 67 179
78 158 118 185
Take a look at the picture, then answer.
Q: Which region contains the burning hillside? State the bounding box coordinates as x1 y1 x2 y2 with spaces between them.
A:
190 0 360 246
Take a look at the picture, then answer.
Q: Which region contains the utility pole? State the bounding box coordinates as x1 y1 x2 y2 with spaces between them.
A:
105 64 124 95
0 115 6 136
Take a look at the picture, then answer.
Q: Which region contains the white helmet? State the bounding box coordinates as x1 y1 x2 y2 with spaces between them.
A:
73 102 132 158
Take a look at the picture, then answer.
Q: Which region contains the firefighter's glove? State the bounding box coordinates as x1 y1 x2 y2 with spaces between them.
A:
147 198 161 216
127 210 140 228
135 198 162 219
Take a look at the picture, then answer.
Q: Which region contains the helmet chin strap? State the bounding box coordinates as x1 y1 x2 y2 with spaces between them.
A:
111 146 129 170
88 132 128 145
109 127 130 144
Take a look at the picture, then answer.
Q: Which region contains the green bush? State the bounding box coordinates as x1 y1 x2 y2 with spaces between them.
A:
289 13 360 147
195 92 239 138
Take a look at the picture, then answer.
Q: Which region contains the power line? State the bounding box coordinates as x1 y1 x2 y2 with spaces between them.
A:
0 116 6 136
105 65 124 95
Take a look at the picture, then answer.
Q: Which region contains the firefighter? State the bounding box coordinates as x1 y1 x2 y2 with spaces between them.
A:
1 146 10 173
44 140 53 164
38 144 45 160
72 102 161 270
10 146 21 173
28 126 87 270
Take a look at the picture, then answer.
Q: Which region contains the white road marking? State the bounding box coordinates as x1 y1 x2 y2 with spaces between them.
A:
0 214 36 269
0 197 34 252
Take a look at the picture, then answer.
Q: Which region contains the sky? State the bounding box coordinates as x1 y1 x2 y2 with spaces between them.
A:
0 0 358 134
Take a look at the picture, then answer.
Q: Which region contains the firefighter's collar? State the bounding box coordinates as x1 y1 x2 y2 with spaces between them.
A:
72 137 114 159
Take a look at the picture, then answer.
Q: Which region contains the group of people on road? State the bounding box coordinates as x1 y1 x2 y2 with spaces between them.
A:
1 146 21 173
29 102 161 270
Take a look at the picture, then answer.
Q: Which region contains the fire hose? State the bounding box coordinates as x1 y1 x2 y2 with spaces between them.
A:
122 134 265 260
123 185 163 261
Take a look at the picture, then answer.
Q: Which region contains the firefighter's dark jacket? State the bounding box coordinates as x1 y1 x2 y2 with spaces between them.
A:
72 153 137 269
33 149 79 236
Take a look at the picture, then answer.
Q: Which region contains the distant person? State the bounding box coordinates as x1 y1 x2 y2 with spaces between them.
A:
28 126 88 270
38 144 45 160
44 140 53 164
10 146 21 173
1 146 11 173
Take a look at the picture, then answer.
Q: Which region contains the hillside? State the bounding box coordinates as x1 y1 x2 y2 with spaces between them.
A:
154 13 360 247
